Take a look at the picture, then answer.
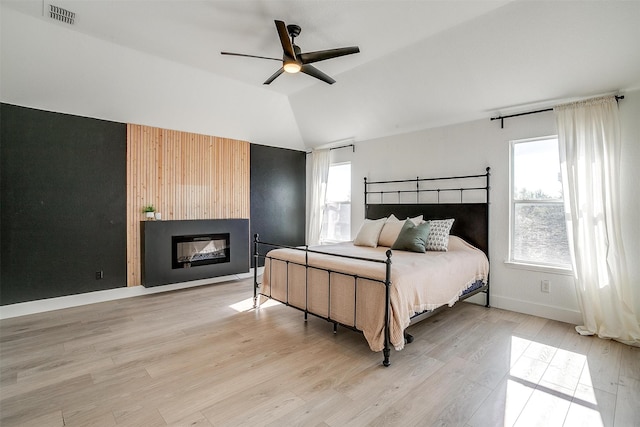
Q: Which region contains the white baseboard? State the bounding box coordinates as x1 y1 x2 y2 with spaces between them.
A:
0 268 264 320
489 294 582 325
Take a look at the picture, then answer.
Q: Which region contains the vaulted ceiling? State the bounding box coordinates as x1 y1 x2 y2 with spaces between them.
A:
2 1 639 151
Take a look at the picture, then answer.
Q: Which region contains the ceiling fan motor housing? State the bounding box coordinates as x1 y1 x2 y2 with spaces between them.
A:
287 24 301 39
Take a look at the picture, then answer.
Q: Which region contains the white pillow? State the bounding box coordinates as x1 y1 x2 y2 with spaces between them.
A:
410 215 424 225
426 218 455 251
354 218 387 247
378 215 403 247
378 214 423 247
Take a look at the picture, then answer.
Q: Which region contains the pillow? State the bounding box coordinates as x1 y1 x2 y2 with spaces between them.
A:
378 215 403 247
353 218 386 247
426 218 455 251
409 215 423 225
378 214 424 247
391 220 431 253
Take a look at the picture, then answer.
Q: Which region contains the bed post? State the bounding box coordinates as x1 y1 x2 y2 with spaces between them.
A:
253 233 260 308
304 245 309 321
383 249 393 367
364 177 368 218
485 167 491 308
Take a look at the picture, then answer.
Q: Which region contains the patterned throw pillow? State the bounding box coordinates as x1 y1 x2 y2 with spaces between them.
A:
426 219 455 251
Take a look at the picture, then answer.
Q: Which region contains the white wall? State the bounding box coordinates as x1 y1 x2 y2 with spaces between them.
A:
346 89 640 325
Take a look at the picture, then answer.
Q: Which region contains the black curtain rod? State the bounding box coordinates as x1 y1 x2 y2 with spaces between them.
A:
491 95 625 128
306 143 355 155
330 143 355 152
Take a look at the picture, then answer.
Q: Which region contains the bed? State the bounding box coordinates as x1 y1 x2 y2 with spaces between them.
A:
253 168 490 366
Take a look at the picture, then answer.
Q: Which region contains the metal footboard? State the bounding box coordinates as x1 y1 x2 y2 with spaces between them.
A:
253 234 395 366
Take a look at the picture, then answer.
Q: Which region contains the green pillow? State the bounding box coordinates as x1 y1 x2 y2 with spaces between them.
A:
391 220 431 253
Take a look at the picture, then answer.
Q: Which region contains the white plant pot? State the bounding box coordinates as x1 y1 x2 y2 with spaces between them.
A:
146 212 155 219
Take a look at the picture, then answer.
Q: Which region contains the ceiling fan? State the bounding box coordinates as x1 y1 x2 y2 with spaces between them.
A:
221 20 360 85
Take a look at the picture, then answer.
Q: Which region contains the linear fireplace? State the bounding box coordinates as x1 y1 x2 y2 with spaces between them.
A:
172 233 230 269
142 219 249 287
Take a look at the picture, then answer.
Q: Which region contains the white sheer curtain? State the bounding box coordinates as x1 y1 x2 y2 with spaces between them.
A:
555 95 640 346
307 149 330 245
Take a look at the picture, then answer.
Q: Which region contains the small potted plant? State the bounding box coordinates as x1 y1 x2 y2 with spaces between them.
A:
142 204 156 220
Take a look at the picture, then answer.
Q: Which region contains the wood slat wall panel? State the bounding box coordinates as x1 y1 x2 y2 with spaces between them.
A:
126 124 250 287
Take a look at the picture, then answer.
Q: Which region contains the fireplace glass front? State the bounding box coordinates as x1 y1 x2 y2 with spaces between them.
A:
172 233 230 269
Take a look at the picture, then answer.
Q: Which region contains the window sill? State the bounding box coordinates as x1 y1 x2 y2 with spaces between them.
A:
504 260 573 276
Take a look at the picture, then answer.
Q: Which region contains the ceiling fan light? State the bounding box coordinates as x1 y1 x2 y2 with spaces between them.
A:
283 61 301 73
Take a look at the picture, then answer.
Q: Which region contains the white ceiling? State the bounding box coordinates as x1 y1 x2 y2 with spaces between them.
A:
2 0 640 150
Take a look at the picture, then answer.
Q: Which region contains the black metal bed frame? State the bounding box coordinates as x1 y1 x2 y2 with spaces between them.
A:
253 167 490 367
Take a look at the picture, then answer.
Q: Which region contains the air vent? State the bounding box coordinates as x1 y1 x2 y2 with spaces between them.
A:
49 4 75 25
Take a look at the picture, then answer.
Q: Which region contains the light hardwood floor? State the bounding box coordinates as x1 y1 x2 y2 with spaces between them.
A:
1 278 638 426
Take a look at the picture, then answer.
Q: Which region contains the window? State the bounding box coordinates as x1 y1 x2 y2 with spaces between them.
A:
509 137 571 269
320 162 351 243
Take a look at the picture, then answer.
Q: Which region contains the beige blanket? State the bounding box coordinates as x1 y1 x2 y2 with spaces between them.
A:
261 235 489 352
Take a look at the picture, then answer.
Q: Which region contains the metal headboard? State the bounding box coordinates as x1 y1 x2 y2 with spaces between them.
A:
364 167 491 257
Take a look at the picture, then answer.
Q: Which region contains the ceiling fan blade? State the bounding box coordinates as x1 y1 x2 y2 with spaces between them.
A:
301 64 335 85
275 20 296 59
221 52 281 62
298 46 360 65
264 68 284 85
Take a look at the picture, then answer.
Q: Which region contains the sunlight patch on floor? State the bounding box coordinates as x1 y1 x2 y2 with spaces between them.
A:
508 336 605 427
502 379 535 426
229 297 281 312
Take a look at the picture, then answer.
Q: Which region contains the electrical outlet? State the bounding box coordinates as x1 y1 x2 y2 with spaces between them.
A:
541 279 550 293
96 270 104 280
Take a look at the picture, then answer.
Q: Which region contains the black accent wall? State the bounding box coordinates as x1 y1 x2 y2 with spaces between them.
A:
1 103 127 305
250 144 306 266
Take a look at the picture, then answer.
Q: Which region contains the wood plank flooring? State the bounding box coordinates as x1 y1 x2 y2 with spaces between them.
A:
1 278 638 426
